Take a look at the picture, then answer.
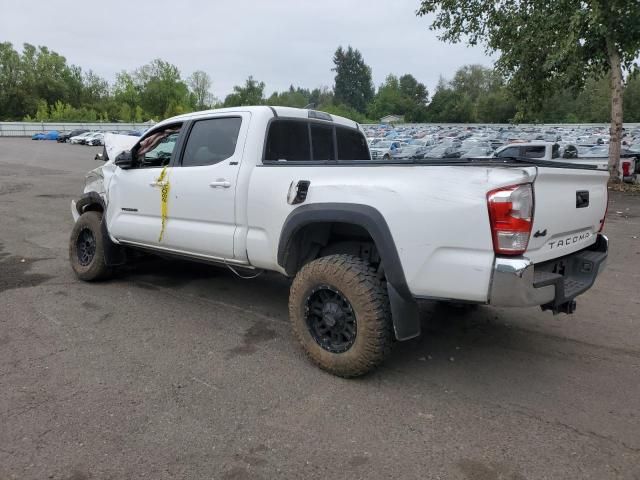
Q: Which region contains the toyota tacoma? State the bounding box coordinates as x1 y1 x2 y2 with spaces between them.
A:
69 106 609 377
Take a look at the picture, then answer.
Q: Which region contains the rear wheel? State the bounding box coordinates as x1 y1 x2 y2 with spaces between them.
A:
69 211 112 281
289 254 394 377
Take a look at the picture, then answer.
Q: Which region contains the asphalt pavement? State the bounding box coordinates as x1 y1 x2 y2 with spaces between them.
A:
1 138 639 479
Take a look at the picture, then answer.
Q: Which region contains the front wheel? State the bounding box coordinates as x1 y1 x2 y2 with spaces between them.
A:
69 211 112 281
289 255 394 377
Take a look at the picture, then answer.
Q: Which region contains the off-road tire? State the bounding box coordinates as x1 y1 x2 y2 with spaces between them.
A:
69 211 112 281
289 254 394 377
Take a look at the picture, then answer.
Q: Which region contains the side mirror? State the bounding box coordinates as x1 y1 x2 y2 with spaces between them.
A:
115 151 133 169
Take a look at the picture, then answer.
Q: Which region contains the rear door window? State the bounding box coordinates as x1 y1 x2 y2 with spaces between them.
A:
181 117 242 167
265 120 311 161
311 124 335 161
337 127 370 160
495 146 520 158
522 146 546 159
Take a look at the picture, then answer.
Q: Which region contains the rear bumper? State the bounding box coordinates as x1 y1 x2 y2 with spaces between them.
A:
489 234 608 310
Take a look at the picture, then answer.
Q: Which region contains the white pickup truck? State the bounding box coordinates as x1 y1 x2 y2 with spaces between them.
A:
494 141 637 183
70 106 609 377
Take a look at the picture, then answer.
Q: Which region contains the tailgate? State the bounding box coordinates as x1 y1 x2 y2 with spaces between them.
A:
527 167 609 263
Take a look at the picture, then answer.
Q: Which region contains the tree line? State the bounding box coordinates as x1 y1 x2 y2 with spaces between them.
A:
416 0 640 175
1 41 639 125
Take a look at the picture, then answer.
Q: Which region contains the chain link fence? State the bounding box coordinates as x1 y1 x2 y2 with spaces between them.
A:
0 121 155 137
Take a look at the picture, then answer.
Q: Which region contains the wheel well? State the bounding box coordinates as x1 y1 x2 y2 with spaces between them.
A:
282 222 381 275
82 202 104 214
75 192 105 216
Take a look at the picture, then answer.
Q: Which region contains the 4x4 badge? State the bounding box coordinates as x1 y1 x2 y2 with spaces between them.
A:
533 229 547 238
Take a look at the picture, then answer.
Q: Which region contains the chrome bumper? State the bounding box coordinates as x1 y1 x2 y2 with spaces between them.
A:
489 234 608 308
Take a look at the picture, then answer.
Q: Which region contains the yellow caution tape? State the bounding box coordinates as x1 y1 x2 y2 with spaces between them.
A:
156 165 170 242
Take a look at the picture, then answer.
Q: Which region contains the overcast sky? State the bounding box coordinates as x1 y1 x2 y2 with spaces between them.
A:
0 0 493 100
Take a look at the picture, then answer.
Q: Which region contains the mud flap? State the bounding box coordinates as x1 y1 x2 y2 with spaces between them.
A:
387 282 421 341
100 217 126 266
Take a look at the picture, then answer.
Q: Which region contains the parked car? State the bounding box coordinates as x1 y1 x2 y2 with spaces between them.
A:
86 133 105 146
79 132 104 145
58 129 89 143
424 145 461 158
69 106 609 377
31 131 59 140
461 146 494 158
391 144 428 160
70 131 99 144
494 142 636 182
370 140 403 160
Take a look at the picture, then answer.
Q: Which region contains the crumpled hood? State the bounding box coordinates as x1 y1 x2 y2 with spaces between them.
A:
83 133 140 197
104 133 139 163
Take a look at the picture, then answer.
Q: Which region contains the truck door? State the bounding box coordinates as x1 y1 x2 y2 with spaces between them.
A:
158 113 250 260
107 125 183 247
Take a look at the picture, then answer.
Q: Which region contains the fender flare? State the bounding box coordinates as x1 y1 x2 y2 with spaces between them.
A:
278 203 420 341
75 191 105 216
74 193 126 267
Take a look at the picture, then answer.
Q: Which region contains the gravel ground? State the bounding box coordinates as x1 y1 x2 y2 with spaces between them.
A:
1 138 639 480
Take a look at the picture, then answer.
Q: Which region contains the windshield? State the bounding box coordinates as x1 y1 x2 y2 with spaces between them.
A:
429 146 447 155
583 146 608 157
465 147 487 155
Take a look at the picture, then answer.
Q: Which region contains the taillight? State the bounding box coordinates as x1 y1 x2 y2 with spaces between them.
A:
487 184 534 255
622 161 631 177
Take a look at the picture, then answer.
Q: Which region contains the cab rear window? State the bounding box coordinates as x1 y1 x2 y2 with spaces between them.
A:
264 119 370 162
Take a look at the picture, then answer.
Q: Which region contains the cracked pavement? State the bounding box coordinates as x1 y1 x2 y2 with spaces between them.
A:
1 138 639 479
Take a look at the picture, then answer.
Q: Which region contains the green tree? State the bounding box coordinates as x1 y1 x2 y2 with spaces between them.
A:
367 74 429 122
426 77 475 122
267 85 311 107
574 77 610 123
114 71 141 112
417 0 640 177
81 70 109 107
332 46 374 113
399 74 429 105
134 59 190 119
34 99 49 121
624 72 640 123
223 76 265 107
309 87 334 108
0 42 23 119
476 88 517 123
367 74 406 120
318 103 373 124
188 70 214 110
399 74 429 122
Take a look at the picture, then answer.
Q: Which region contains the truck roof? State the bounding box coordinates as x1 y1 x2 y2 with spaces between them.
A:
154 106 360 131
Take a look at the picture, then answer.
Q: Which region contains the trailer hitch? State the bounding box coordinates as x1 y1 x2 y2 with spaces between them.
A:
542 299 577 315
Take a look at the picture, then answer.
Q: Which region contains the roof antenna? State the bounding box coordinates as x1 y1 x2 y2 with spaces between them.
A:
304 103 316 109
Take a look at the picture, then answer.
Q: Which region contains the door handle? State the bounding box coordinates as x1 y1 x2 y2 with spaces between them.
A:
149 181 168 187
209 179 231 189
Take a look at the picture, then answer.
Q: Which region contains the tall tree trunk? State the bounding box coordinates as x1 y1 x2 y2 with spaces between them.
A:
607 42 624 180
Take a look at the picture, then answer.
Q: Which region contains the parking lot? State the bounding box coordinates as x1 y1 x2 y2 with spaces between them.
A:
1 138 639 479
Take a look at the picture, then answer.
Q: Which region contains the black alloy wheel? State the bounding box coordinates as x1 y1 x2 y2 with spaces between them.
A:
305 285 357 353
76 228 97 267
